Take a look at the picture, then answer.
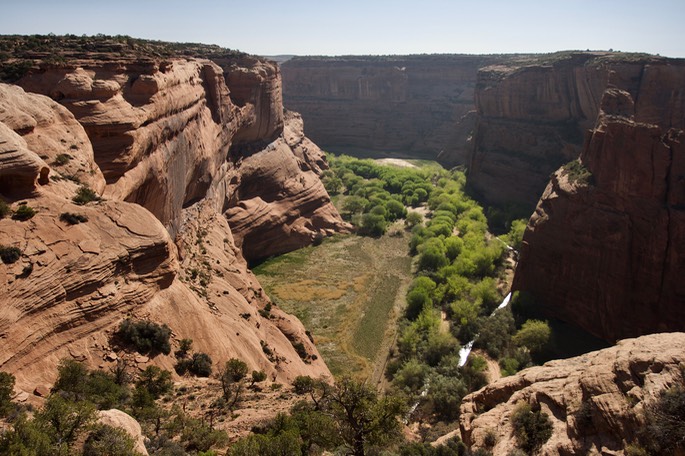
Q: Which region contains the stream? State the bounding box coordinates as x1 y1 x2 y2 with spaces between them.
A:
406 290 512 421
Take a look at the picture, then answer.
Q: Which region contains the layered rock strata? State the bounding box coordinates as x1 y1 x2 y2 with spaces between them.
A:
512 60 685 342
467 52 684 211
281 55 503 164
0 46 347 390
460 333 685 456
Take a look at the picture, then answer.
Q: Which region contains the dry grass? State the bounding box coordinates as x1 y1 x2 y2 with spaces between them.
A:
254 227 412 381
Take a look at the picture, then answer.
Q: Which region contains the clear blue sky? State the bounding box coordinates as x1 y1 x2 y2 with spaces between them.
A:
2 0 684 57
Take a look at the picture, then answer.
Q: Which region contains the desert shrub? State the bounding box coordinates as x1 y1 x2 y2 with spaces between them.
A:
116 319 171 355
292 341 308 359
175 338 193 358
483 428 498 447
60 212 88 224
83 424 140 456
136 366 173 399
177 352 213 377
251 370 267 386
293 375 314 395
73 185 101 205
53 153 72 166
640 386 685 454
562 159 593 185
0 245 21 264
12 204 36 220
0 200 9 218
510 402 553 454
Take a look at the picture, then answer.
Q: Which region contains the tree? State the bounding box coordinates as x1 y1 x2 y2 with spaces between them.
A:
136 366 173 399
218 359 248 411
0 371 15 417
35 395 98 452
405 211 424 228
327 377 406 456
513 320 551 355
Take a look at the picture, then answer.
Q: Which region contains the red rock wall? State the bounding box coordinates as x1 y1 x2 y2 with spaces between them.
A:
281 55 502 165
0 51 348 389
512 60 685 342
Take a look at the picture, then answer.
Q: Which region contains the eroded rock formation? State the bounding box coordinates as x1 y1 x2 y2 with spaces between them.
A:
459 333 685 456
512 59 685 342
467 52 684 212
281 55 503 164
0 43 348 391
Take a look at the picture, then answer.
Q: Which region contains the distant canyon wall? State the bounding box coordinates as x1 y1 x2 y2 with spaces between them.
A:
0 46 348 389
281 55 502 163
512 57 685 342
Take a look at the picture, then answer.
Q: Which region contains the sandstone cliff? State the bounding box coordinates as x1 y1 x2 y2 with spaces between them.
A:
459 333 685 456
0 37 348 391
512 59 685 342
281 55 503 165
466 52 682 212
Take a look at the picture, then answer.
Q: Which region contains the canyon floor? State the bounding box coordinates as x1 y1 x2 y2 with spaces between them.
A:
254 223 412 384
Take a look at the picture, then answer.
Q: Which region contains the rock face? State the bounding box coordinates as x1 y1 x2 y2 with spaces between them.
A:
281 55 503 165
0 45 347 390
466 52 683 212
97 409 149 455
512 59 685 342
460 333 685 456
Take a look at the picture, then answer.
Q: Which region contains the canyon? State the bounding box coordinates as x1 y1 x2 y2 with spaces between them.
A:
0 37 349 392
281 55 503 165
512 58 685 342
2 35 685 455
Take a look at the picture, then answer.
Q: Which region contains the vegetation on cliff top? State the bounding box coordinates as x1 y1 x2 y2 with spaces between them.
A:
0 34 247 82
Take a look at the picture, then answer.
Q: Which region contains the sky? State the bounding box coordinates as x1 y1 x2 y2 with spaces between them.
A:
2 0 684 58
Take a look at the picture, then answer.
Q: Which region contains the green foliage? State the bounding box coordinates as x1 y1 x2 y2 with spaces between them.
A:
640 386 685 454
393 358 431 394
399 437 467 455
136 366 173 399
36 395 98 449
328 377 406 456
476 307 516 358
72 185 101 205
510 402 553 454
251 370 267 385
53 153 72 166
83 424 141 456
360 212 388 237
406 288 432 320
0 245 21 264
0 371 15 417
176 352 213 377
219 359 248 411
562 159 593 185
116 319 171 355
60 212 88 224
12 203 36 220
504 218 527 251
405 211 424 228
513 320 552 355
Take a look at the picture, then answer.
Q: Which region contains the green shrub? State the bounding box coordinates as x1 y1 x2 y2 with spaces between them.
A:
640 386 685 454
0 245 21 264
83 424 140 456
188 352 213 377
510 402 553 454
562 159 592 185
60 212 88 224
136 366 173 399
0 371 15 417
53 153 72 166
73 186 101 205
116 319 171 355
251 370 267 386
12 204 36 220
513 320 551 355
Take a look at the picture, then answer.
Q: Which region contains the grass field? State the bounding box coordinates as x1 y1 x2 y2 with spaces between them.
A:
253 226 412 381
